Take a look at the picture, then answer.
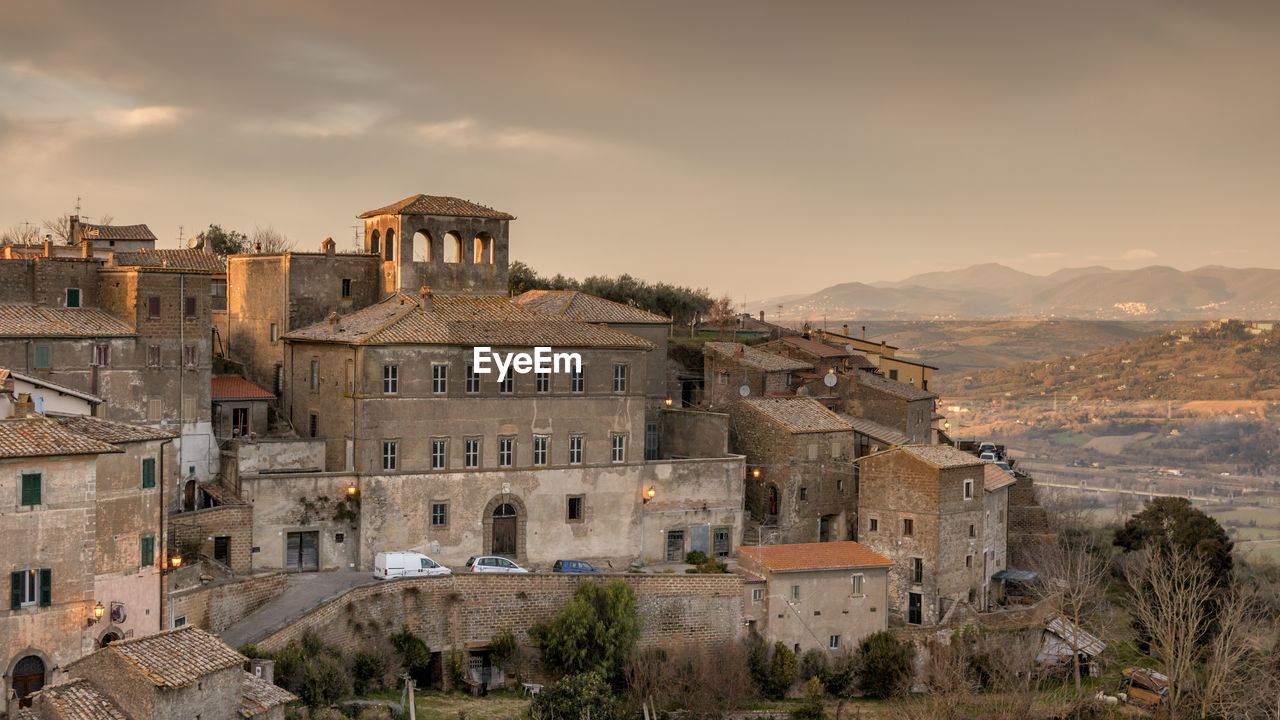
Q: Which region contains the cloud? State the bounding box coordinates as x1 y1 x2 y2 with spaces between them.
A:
412 117 597 154
95 105 183 131
241 104 382 138
1121 248 1158 261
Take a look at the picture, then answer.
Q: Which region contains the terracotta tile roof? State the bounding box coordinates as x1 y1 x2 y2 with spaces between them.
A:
358 194 514 220
897 444 984 469
774 336 853 358
0 305 135 337
212 375 275 401
739 541 893 572
0 417 122 458
856 370 936 401
79 222 157 242
112 248 225 273
72 626 246 689
704 342 812 372
49 414 176 444
23 678 129 720
513 290 671 324
285 294 655 348
741 396 852 434
836 412 909 445
729 566 765 583
240 671 297 717
984 463 1016 491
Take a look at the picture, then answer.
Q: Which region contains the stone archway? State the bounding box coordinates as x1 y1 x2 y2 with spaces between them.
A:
481 494 527 559
8 650 48 708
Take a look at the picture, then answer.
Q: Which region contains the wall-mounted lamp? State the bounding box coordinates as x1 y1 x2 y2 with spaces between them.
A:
752 468 761 478
643 487 656 504
346 484 357 497
170 556 182 569
87 601 105 627
664 398 673 407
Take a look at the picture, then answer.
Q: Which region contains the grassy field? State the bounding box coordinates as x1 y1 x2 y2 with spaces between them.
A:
1049 430 1091 447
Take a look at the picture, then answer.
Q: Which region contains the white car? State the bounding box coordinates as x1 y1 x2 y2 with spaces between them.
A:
466 556 529 573
979 451 997 462
373 551 452 579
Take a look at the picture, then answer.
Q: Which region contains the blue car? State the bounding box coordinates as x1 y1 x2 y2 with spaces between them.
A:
551 559 600 573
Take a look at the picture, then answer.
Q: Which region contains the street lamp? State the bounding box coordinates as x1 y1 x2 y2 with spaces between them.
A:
170 556 182 569
87 601 104 627
643 487 656 504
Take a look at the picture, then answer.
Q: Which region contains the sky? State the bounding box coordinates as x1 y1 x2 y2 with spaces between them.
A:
1 1 1278 300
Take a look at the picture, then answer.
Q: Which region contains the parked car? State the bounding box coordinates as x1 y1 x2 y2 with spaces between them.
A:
373 551 452 580
466 556 529 573
551 559 600 574
979 451 997 462
978 442 997 454
995 460 1013 474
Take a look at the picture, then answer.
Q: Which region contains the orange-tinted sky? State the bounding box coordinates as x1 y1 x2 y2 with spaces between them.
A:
2 1 1277 299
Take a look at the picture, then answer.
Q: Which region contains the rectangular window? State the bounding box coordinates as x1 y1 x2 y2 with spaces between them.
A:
65 288 80 308
566 495 583 522
383 364 398 394
964 479 973 499
147 345 160 368
270 323 279 342
869 517 878 533
182 394 196 420
536 372 550 394
431 502 448 527
644 422 659 461
341 278 352 299
571 367 584 394
799 487 808 501
382 441 398 471
968 524 975 538
147 296 161 319
912 557 924 584
432 364 447 394
142 458 156 489
611 433 626 463
902 518 914 537
829 635 841 650
464 438 480 469
791 585 800 601
232 407 249 436
147 398 163 422
498 437 514 467
184 296 196 319
752 588 764 602
140 535 155 567
498 373 514 394
309 359 319 390
92 343 109 367
889 369 898 381
612 364 628 393
465 364 480 394
308 413 318 438
34 344 51 370
184 344 197 368
431 439 447 470
569 435 583 465
965 554 972 569
851 573 864 596
211 279 227 310
713 526 731 557
20 472 41 506
533 435 549 466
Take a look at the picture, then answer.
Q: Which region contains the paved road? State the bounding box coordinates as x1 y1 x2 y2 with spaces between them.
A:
220 569 371 650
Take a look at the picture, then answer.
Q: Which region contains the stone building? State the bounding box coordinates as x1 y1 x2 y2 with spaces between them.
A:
701 342 811 410
737 541 891 655
210 375 274 442
808 327 937 391
855 445 1007 626
70 217 157 254
757 335 876 375
728 396 858 544
802 370 935 446
14 626 294 720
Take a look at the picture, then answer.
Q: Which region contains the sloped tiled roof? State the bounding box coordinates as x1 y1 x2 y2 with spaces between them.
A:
899 444 984 469
49 414 176 444
3 369 103 404
856 369 936 401
21 678 129 720
0 417 122 458
704 342 812 372
212 375 275 401
79 222 156 241
836 412 909 445
741 396 852 434
113 248 225 273
241 671 297 717
0 306 135 337
285 294 655 348
71 626 246 689
358 194 514 220
1044 615 1106 656
739 541 893 572
984 463 1017 491
513 290 671 324
775 335 853 358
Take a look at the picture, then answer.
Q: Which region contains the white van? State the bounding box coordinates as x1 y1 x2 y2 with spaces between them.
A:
373 551 452 580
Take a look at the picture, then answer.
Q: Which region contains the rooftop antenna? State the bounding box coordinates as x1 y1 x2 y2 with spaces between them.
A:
176 225 184 245
75 195 82 215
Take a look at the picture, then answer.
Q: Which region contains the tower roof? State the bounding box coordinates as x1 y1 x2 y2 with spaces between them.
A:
358 194 514 220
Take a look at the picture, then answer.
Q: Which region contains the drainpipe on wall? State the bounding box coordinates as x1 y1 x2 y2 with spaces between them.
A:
157 436 173 629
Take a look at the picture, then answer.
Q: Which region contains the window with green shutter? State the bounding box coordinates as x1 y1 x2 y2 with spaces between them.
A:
141 458 156 489
20 473 41 506
34 345 51 370
38 569 51 607
141 535 155 567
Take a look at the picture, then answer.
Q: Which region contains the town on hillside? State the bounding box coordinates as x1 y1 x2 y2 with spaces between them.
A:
4 200 1269 719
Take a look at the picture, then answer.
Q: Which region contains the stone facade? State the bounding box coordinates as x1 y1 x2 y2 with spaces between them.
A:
164 572 288 634
169 503 253 574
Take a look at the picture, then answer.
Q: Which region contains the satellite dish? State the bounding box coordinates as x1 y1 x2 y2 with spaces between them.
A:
187 236 204 250
824 372 838 387
738 385 751 397
845 344 854 353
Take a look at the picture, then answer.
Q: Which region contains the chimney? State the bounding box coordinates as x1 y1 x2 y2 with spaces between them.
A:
322 237 335 257
11 393 35 418
418 286 433 311
81 239 93 259
842 324 849 337
43 239 53 258
861 326 866 340
254 241 262 254
759 310 765 322
249 659 275 684
69 215 82 246
327 311 341 333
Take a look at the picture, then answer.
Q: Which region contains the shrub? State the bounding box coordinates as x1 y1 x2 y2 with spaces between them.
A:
855 631 914 698
351 649 387 695
821 649 858 697
765 642 798 699
685 550 708 565
791 676 826 720
530 671 624 720
239 643 260 658
798 650 829 689
531 579 640 681
446 649 467 689
388 627 431 687
298 652 351 708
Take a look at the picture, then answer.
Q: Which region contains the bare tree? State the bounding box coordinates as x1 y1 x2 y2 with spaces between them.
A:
249 226 296 253
42 213 112 244
1 223 42 245
1196 586 1258 720
1031 533 1111 694
708 295 736 338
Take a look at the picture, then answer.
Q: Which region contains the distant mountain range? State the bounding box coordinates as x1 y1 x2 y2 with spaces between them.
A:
749 264 1280 320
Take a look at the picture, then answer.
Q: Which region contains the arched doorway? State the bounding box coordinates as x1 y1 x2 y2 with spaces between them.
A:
369 229 380 255
99 631 121 648
12 655 45 707
384 229 396 261
492 503 517 556
767 485 779 516
182 478 197 512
